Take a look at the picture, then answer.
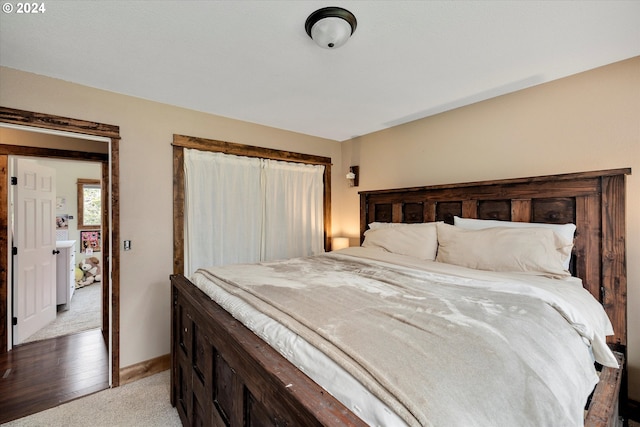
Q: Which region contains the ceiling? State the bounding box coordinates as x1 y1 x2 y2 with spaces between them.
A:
1 1 639 142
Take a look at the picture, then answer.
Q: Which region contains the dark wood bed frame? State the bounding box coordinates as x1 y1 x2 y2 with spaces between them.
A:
171 168 629 426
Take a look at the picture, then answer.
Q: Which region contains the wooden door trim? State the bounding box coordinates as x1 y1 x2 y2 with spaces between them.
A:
0 106 120 387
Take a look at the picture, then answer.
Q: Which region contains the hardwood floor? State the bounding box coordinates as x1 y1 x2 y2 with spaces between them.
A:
0 328 108 424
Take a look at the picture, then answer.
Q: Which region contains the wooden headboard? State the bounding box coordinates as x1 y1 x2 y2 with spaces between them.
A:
359 168 630 352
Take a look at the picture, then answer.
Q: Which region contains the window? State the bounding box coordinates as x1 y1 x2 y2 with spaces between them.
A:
77 179 101 229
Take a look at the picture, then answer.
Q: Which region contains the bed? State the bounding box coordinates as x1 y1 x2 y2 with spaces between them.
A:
171 168 629 426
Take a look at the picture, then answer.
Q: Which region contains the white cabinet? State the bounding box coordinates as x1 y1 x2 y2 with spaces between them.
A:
56 240 76 309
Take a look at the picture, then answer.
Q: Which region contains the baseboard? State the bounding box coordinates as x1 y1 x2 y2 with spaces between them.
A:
627 399 640 422
119 353 170 386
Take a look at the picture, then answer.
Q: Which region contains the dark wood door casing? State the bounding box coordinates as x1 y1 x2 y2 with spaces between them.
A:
0 106 121 386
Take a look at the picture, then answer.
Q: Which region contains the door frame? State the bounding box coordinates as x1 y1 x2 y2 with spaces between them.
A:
0 106 121 386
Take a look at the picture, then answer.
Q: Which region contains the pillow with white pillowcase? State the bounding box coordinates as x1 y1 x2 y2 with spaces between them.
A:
453 216 576 270
363 222 439 261
368 222 411 230
436 222 571 278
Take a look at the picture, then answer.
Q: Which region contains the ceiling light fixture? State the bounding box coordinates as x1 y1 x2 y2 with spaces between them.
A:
305 7 357 49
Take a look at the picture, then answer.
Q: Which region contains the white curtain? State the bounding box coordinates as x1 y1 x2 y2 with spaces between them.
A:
262 159 325 261
184 149 262 275
184 149 325 276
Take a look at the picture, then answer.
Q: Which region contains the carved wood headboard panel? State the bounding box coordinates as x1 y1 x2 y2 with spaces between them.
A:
359 168 631 352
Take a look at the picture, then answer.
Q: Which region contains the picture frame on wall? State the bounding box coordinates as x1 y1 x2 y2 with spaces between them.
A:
56 196 66 211
56 214 69 229
80 230 101 253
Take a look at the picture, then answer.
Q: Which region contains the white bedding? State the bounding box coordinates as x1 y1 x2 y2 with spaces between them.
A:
191 247 617 427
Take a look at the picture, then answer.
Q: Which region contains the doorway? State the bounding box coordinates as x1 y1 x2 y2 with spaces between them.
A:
12 157 104 345
0 106 121 389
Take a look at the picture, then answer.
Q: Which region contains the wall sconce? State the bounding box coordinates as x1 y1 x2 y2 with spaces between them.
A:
346 165 359 187
332 236 350 251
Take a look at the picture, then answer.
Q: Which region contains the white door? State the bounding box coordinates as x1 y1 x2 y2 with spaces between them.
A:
13 158 57 344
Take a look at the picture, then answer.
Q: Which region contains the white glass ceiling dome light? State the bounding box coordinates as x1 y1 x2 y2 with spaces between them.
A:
305 7 357 49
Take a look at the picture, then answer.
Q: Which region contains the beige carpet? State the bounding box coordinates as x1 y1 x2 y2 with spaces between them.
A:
22 283 101 344
1 370 181 427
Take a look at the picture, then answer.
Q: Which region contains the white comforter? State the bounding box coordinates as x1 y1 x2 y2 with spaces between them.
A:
191 247 617 427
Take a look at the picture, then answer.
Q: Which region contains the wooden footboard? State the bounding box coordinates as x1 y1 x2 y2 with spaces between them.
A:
585 352 625 427
171 273 624 427
170 273 367 427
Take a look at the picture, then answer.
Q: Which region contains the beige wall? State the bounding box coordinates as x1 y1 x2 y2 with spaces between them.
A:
0 66 342 369
336 56 640 400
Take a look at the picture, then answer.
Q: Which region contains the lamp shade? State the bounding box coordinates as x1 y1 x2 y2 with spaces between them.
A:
305 7 357 49
332 237 350 251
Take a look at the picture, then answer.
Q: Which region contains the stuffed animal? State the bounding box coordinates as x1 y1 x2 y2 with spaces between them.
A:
77 256 102 287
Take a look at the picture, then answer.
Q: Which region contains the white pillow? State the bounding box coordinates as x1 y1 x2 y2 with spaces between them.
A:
368 222 410 230
453 216 576 270
436 222 571 278
362 222 439 261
